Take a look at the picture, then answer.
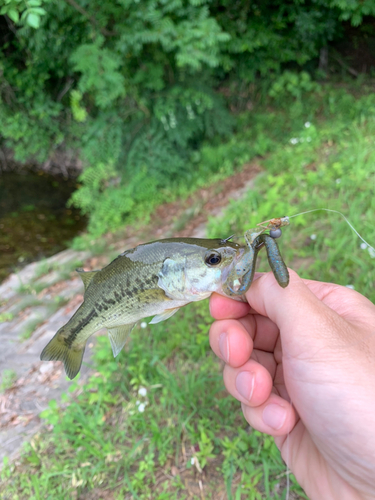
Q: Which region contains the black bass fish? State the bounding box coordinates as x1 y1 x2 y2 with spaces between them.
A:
41 222 289 380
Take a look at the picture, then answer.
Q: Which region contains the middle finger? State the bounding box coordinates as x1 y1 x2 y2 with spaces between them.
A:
238 314 280 352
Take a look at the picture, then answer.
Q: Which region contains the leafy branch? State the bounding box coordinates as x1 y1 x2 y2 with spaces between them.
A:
64 0 116 37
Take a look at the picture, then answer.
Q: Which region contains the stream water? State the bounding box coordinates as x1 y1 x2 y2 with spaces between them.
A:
0 170 86 283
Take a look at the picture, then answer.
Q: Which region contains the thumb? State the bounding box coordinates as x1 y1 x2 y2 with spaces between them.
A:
246 269 349 359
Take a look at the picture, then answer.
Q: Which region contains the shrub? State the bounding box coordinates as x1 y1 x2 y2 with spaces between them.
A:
1 0 375 235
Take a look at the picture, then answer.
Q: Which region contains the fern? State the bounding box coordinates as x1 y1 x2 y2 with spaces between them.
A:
70 38 126 109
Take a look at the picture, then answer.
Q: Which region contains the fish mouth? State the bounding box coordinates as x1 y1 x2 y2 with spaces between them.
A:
220 247 246 283
233 267 254 292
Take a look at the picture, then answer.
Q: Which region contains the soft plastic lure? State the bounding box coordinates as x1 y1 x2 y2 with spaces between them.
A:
222 216 290 296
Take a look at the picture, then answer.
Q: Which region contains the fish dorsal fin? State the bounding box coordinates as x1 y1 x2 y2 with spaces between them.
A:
149 307 180 325
107 323 136 358
76 268 98 292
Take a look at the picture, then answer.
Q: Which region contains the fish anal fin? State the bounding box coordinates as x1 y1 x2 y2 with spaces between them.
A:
149 307 180 324
40 334 85 380
76 268 99 292
107 323 135 358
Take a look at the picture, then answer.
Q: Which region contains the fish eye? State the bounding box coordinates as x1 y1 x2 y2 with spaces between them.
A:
205 251 222 266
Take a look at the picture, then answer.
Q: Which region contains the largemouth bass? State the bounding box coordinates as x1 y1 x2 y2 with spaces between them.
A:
41 221 289 380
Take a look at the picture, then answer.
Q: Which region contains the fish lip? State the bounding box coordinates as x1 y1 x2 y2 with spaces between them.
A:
220 247 246 284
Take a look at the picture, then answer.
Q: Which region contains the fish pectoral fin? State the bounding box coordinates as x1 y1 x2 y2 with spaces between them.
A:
107 324 135 358
76 268 99 292
149 307 181 325
158 258 186 300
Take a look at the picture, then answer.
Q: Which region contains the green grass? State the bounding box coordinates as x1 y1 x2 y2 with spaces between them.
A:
1 85 375 499
19 317 44 341
15 282 47 296
32 259 54 281
1 303 301 500
207 93 375 302
7 296 43 316
13 259 84 298
0 312 14 323
0 369 17 393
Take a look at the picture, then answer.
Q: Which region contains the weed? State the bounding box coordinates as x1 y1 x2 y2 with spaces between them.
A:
0 369 17 392
19 316 44 341
16 282 47 296
10 296 43 316
33 259 53 280
0 312 14 323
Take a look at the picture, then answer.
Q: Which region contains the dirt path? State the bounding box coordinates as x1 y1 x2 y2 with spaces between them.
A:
0 162 260 463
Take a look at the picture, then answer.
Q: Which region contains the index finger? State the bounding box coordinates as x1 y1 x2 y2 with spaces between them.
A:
209 293 251 320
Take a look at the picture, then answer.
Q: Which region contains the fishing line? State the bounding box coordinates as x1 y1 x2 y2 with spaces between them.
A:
284 399 293 500
288 208 375 252
285 418 293 500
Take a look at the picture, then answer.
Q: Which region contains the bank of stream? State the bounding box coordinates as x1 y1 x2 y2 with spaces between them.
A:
0 170 86 283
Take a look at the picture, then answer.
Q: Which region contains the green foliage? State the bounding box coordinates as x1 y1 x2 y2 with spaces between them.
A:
0 311 14 323
330 0 375 25
2 0 375 236
0 368 17 392
70 90 87 123
207 91 375 302
70 37 126 109
0 0 50 28
269 71 322 101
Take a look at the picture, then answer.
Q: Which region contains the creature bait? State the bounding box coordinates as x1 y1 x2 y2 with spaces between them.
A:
40 218 290 379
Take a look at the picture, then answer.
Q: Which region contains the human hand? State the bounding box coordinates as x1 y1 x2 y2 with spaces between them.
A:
209 270 375 500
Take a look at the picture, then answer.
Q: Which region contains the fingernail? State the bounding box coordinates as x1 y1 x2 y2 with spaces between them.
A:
236 371 255 401
219 333 229 362
263 404 287 430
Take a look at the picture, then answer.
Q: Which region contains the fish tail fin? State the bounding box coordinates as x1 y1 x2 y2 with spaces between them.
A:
40 332 85 380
